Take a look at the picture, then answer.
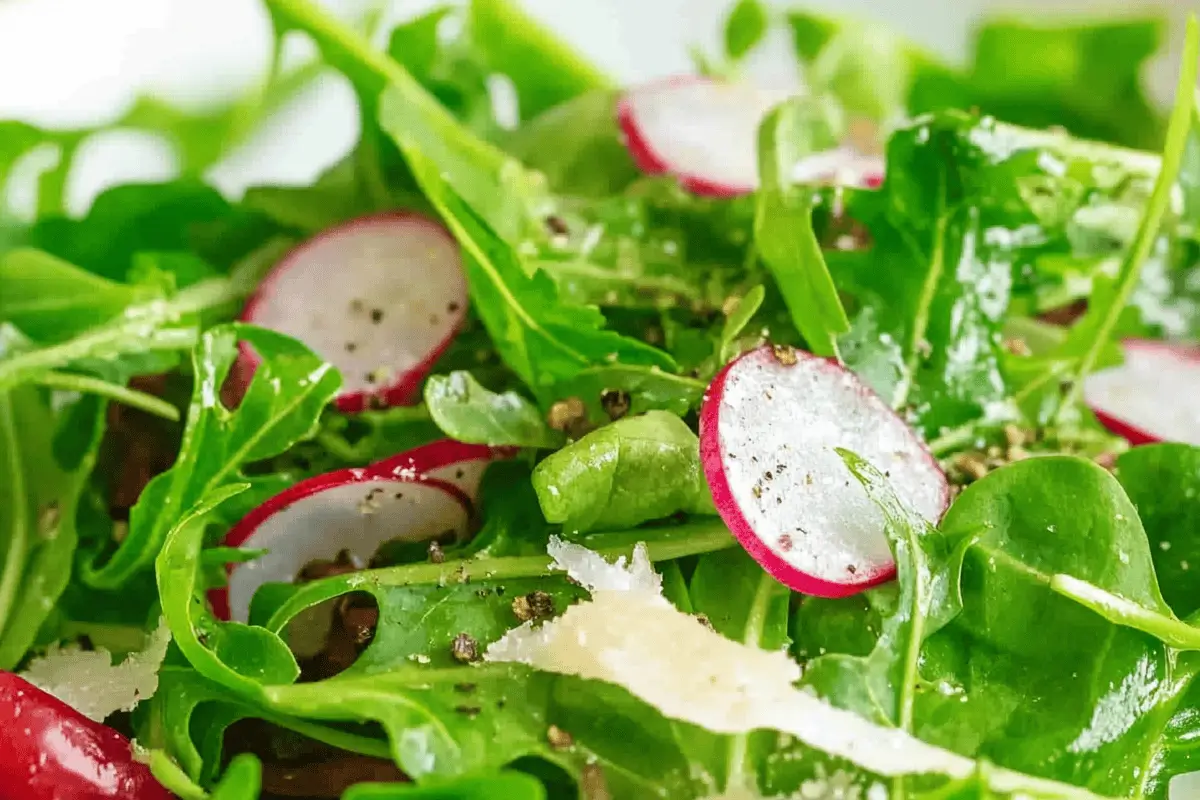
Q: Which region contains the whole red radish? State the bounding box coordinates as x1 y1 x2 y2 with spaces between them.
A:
0 671 171 800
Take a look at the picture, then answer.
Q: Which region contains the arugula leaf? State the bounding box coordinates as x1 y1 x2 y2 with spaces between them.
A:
755 98 850 358
84 324 341 589
532 411 716 534
544 365 706 424
718 284 766 363
0 387 105 668
424 371 563 448
397 147 677 401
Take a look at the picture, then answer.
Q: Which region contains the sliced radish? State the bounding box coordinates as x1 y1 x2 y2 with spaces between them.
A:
699 345 949 597
211 463 472 622
1084 339 1200 446
791 147 884 189
239 212 468 413
377 439 518 510
618 77 791 197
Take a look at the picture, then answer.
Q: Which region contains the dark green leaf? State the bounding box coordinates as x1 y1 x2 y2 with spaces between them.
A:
724 0 770 61
531 411 716 534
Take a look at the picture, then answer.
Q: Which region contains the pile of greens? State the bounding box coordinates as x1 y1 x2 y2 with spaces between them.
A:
4 0 1200 797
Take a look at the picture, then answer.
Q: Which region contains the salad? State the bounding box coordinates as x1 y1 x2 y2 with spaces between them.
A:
3 0 1200 798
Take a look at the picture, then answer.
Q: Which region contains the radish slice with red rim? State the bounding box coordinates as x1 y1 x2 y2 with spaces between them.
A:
239 212 468 413
791 147 884 189
212 467 472 622
1084 339 1200 446
699 345 949 597
377 439 519 508
618 77 791 197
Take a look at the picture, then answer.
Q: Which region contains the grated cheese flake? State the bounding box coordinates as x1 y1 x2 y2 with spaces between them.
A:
487 541 1110 799
21 617 171 722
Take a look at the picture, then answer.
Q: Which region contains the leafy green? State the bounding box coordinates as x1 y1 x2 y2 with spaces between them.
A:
84 324 341 588
0 387 105 668
344 772 547 799
425 371 563 448
724 0 770 62
755 98 849 358
532 411 716 534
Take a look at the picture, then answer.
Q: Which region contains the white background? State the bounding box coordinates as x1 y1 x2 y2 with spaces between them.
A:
0 0 1191 212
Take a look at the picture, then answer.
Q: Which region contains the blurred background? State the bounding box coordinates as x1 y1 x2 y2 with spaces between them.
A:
0 0 1193 215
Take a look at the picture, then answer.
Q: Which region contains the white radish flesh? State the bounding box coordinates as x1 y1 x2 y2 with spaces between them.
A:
240 212 468 412
618 78 790 197
213 469 471 622
375 439 518 511
699 345 948 597
1084 339 1200 446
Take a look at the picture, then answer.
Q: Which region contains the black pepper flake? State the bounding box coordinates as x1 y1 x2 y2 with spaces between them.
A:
599 389 631 421
545 215 569 235
428 541 445 564
454 682 477 693
447 301 461 313
455 704 482 718
394 491 404 499
451 633 480 663
455 469 465 480
344 342 357 353
370 308 384 324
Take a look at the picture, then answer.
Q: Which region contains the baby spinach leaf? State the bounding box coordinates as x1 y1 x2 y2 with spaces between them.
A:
755 98 849 359
923 455 1195 795
86 323 341 589
0 387 105 668
425 371 563 448
1115 444 1200 617
532 411 716 534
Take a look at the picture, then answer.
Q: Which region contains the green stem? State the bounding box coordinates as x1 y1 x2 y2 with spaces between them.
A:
1051 574 1200 650
1052 18 1199 424
265 519 735 631
34 372 180 421
0 395 28 642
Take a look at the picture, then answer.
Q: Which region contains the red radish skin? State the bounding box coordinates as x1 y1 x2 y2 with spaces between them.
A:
0 672 171 800
617 77 791 197
238 212 468 413
377 439 518 512
212 467 472 622
699 346 949 597
1084 339 1200 446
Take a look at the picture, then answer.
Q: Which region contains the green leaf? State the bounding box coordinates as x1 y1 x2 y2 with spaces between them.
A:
718 284 766 362
724 0 770 61
755 98 850 358
1114 444 1200 617
0 248 159 342
344 771 547 799
531 411 716 534
468 0 613 120
424 371 563 448
0 387 105 668
396 147 677 400
543 364 706 423
85 323 341 588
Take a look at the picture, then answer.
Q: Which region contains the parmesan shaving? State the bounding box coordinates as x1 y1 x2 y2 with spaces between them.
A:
21 617 172 722
487 540 1109 800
